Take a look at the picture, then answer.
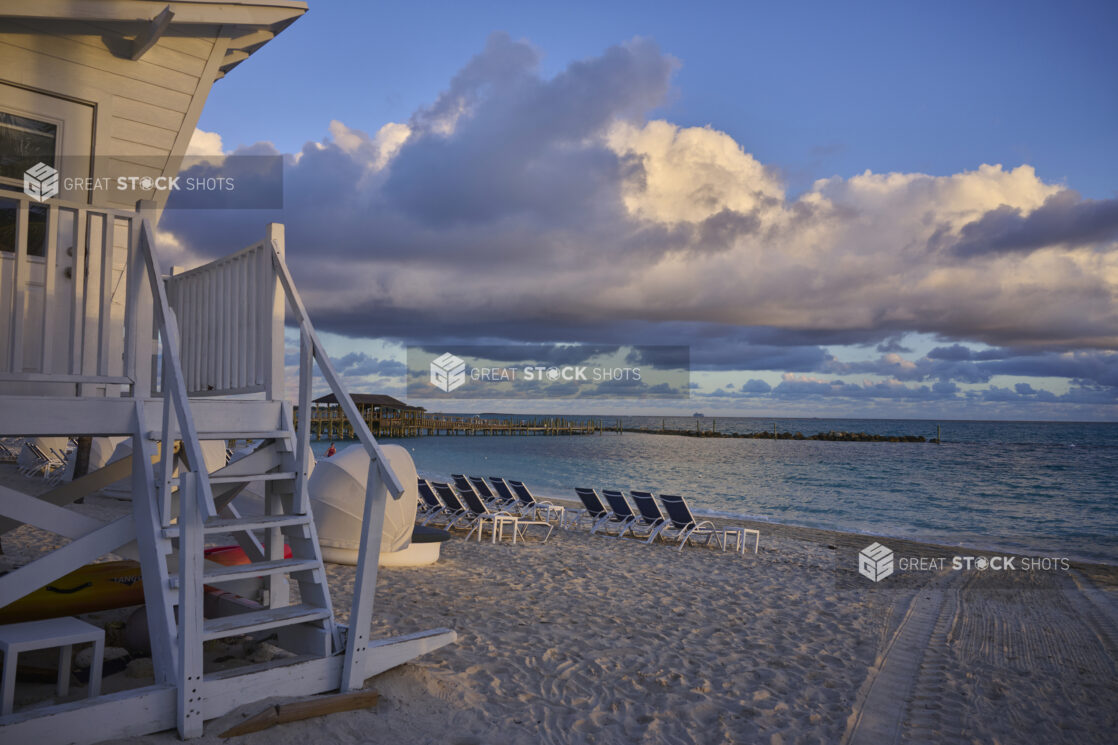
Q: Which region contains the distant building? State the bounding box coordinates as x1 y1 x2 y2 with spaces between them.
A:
313 393 424 413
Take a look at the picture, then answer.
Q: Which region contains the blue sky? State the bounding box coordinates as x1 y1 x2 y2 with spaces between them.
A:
203 0 1117 200
165 0 1118 420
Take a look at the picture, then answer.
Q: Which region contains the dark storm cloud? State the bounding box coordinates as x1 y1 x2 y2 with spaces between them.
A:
333 352 407 377
951 190 1118 257
385 33 673 228
415 344 621 366
825 347 1118 389
740 379 772 394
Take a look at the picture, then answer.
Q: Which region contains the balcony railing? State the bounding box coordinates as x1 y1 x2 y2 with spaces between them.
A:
0 191 151 397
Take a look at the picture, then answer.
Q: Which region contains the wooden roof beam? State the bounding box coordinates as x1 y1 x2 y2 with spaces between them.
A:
129 5 174 60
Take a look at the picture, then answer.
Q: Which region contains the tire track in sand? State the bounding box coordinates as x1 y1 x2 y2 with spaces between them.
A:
840 573 960 745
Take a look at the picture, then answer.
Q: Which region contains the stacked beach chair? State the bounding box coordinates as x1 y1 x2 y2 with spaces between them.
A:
415 476 563 544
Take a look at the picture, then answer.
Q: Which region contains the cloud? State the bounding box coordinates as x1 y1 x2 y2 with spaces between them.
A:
606 120 782 225
950 190 1118 257
333 351 406 378
876 337 913 354
158 35 1118 411
825 347 1118 389
186 128 225 160
740 379 772 394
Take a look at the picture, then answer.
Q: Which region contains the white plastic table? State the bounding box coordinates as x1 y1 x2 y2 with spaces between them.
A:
717 527 761 555
0 616 104 715
484 514 520 543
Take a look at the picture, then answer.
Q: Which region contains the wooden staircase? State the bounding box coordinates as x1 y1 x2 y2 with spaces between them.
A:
0 203 455 742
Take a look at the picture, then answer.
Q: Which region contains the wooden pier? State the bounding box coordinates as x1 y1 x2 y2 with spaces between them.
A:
298 397 599 439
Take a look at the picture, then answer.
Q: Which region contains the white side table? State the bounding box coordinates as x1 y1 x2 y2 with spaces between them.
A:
488 514 520 544
717 528 761 555
0 616 105 716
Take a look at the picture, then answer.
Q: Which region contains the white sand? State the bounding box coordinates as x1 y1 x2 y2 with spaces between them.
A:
2 465 1116 744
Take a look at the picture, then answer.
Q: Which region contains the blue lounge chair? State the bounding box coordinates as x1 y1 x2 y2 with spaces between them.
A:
451 474 475 494
487 477 522 510
507 480 565 524
600 490 639 538
658 494 758 553
452 483 521 542
429 481 474 531
572 488 612 532
628 490 669 543
417 479 448 525
466 475 512 509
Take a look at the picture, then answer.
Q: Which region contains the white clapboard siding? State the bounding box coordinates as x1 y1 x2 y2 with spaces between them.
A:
0 40 194 114
113 94 186 134
0 21 203 94
111 117 180 153
11 18 213 78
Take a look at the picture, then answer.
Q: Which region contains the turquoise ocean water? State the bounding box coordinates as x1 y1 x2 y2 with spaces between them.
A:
312 417 1118 564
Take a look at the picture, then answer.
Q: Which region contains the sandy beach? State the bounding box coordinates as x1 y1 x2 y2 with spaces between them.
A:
1 465 1115 745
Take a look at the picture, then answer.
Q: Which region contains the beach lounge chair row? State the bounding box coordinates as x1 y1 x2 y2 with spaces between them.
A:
572 488 759 555
17 442 68 485
450 474 566 525
0 439 19 463
417 477 555 544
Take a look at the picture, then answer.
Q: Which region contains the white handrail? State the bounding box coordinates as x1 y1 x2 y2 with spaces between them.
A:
267 240 404 499
0 192 147 390
268 235 406 690
137 218 218 520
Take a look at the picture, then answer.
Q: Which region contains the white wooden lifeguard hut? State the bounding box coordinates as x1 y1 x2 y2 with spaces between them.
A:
0 2 454 741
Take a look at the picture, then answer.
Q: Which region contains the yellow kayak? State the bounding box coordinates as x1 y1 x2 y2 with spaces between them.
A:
0 560 145 623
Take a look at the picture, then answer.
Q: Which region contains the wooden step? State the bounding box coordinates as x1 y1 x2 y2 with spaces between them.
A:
170 558 320 588
168 471 296 486
162 513 311 538
206 471 296 485
202 604 332 641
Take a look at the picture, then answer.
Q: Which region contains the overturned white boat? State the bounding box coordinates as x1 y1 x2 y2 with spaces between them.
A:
310 444 448 566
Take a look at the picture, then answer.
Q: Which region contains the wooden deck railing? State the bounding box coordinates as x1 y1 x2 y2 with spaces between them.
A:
165 231 283 398
0 192 152 396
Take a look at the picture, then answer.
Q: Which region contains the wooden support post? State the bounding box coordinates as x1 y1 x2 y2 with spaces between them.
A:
341 461 389 692
130 202 157 397
264 224 285 401
177 471 204 738
10 201 29 373
127 423 175 687
295 332 313 515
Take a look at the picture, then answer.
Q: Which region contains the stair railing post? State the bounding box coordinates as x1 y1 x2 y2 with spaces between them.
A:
341 460 389 691
130 401 178 686
264 223 285 401
294 330 314 515
126 199 157 398
136 217 218 520
176 470 204 738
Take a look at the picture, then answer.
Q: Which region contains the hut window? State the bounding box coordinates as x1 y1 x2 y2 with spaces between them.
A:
0 199 15 253
0 198 48 256
0 111 58 181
